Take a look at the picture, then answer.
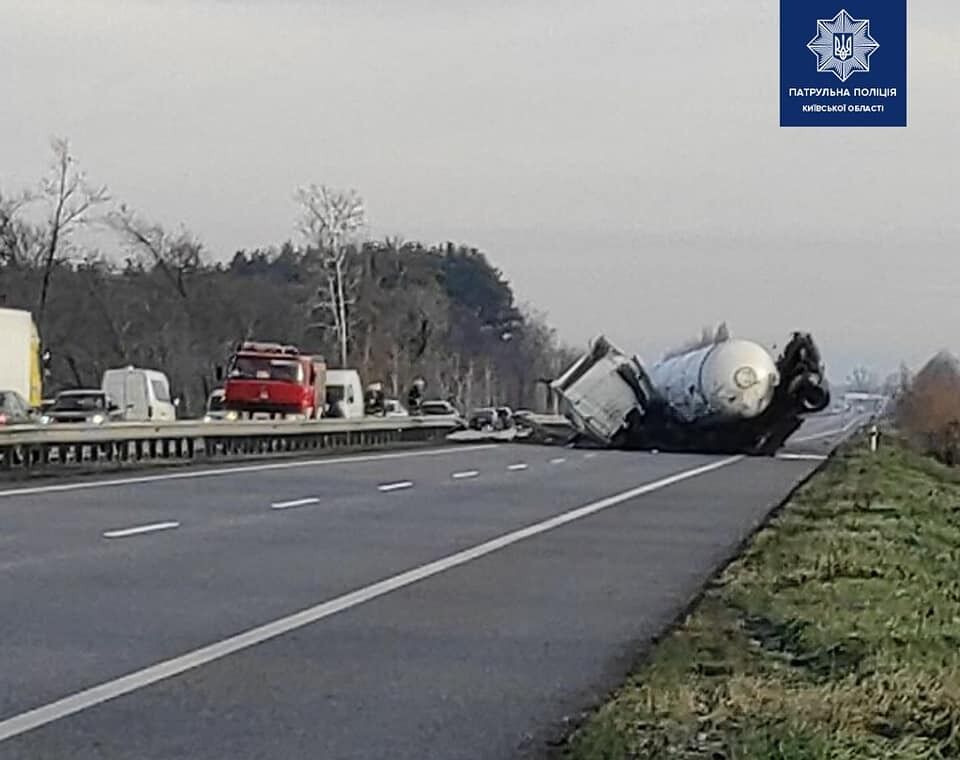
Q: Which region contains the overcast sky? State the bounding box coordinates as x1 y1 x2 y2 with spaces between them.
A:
2 0 957 383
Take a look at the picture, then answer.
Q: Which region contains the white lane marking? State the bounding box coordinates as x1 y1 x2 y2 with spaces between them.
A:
550 458 566 464
507 463 528 471
0 455 741 744
452 471 479 480
0 445 498 499
270 497 320 511
583 452 597 459
791 416 863 443
378 481 413 492
102 522 180 539
776 453 828 461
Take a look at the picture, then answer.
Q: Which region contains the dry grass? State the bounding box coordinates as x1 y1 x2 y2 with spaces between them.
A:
562 437 960 759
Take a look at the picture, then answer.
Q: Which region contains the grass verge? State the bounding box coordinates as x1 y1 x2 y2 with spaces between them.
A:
561 435 960 759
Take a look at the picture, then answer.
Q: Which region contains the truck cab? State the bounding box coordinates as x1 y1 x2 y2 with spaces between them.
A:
221 342 326 419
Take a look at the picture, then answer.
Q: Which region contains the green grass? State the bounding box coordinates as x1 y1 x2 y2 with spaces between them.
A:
562 436 960 759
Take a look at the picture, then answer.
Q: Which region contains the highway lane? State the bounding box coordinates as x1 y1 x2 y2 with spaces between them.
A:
0 413 861 759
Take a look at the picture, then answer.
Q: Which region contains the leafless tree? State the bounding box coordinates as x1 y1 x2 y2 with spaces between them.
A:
35 137 110 330
295 184 366 367
0 189 37 267
108 204 203 300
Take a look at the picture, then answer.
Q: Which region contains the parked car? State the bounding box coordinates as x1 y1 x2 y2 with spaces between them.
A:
420 400 458 417
0 390 36 426
383 399 409 418
40 390 124 425
468 407 499 431
468 406 515 431
202 388 238 422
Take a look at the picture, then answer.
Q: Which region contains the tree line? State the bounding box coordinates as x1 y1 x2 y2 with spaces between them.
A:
0 138 581 416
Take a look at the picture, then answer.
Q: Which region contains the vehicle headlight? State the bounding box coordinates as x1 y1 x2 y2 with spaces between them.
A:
40 415 52 425
225 410 238 421
734 366 758 389
91 413 105 425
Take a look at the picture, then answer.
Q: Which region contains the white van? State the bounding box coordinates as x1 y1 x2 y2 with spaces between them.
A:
324 369 365 419
101 366 178 422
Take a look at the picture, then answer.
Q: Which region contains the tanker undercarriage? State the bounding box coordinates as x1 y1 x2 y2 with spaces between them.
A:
548 331 830 456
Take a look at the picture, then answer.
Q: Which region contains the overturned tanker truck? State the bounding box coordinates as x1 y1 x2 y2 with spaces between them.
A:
550 331 830 455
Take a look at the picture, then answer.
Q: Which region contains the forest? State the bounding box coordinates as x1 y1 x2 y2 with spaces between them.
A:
0 139 580 416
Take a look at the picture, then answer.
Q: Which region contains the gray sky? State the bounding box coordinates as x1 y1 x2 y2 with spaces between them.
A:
2 0 957 383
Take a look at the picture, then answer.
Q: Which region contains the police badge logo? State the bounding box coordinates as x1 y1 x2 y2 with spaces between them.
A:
807 9 879 82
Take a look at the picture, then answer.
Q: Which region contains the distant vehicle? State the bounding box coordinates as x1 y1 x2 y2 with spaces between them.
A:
0 390 36 426
421 400 459 417
220 341 327 419
468 407 499 431
202 388 237 422
325 369 365 418
383 399 409 418
0 308 43 408
41 390 123 425
494 406 515 428
101 366 178 422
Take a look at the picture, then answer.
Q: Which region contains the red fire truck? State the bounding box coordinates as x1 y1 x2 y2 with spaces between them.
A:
220 342 326 419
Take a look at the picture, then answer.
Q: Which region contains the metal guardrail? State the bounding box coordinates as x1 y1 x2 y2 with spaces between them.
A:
0 417 460 475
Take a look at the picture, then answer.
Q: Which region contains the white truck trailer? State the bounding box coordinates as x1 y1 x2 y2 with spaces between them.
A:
0 308 43 408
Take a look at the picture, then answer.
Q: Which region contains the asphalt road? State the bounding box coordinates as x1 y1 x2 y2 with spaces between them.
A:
0 411 866 760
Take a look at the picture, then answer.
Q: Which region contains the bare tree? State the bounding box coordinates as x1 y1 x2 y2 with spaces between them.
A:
108 204 203 300
35 137 110 330
295 184 366 367
0 189 38 267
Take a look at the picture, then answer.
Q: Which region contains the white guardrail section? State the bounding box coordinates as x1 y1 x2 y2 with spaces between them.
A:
0 417 462 474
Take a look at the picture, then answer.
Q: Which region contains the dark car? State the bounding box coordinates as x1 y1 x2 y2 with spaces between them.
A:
0 390 35 426
41 390 123 425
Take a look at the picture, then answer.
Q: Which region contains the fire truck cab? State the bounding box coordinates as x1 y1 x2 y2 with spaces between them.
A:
221 342 327 420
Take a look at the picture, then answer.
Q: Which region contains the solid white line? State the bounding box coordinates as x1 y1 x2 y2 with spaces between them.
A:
507 463 528 471
451 471 479 480
102 522 180 539
0 454 741 744
791 416 862 444
270 497 320 510
583 452 597 459
378 481 413 492
776 453 828 461
549 457 566 464
0 445 498 499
